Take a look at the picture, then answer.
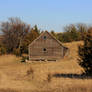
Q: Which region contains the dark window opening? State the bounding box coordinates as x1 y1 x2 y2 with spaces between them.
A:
44 36 46 39
43 48 46 51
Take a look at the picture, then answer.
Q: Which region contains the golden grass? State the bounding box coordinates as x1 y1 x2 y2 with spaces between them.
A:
0 41 92 92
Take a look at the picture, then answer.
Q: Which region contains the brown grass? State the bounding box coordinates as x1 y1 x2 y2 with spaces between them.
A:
0 41 92 92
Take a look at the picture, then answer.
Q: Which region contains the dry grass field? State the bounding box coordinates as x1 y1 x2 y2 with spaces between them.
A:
0 41 92 92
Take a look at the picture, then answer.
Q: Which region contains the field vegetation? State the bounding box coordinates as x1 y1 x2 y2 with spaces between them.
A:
0 41 92 92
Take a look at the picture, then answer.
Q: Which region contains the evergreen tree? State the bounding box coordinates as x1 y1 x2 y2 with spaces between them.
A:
78 27 92 75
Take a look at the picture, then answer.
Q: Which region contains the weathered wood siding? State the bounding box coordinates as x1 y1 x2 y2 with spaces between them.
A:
29 31 68 60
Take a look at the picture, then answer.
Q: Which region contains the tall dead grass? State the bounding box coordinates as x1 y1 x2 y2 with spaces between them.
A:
0 41 92 92
0 54 21 65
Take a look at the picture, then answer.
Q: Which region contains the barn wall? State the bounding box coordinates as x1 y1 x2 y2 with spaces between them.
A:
29 32 66 60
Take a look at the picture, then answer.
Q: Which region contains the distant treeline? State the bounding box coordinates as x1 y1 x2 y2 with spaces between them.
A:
0 17 90 55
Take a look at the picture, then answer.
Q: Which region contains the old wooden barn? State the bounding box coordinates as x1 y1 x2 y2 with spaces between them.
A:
29 31 69 61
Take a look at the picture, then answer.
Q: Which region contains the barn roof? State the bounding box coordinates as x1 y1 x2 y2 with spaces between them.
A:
29 31 68 49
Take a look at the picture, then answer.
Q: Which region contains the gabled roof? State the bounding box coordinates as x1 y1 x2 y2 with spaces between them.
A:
29 31 67 48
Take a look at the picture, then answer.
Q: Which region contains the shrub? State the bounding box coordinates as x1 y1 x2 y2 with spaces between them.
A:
0 47 6 55
47 73 52 82
13 48 21 56
21 56 29 62
26 67 34 79
0 43 6 55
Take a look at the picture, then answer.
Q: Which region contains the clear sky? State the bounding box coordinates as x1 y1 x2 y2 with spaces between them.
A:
0 0 92 32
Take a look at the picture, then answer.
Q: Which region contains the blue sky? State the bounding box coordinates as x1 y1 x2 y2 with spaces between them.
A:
0 0 92 32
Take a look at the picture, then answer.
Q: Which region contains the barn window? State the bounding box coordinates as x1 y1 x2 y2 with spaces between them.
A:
43 48 46 52
44 36 46 39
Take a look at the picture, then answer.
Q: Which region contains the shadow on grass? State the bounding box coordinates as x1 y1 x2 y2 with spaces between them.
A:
53 73 92 79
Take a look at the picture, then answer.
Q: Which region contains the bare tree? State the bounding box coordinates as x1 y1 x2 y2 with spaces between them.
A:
1 17 30 54
77 23 88 40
